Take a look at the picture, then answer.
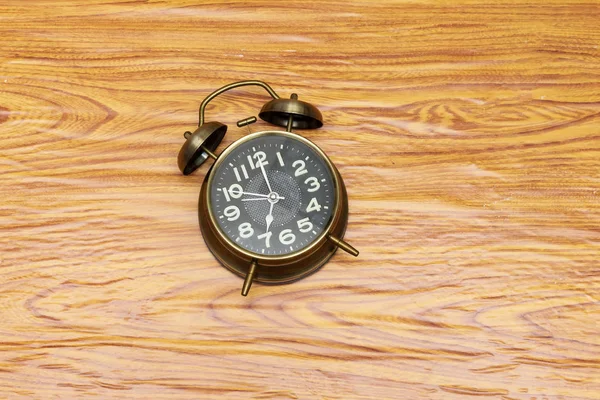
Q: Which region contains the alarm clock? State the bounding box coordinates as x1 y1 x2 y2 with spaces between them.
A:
178 80 358 296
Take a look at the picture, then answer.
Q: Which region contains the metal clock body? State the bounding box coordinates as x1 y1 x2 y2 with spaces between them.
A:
177 80 358 296
200 130 348 285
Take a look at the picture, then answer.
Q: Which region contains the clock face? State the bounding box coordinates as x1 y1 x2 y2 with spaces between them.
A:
209 132 335 256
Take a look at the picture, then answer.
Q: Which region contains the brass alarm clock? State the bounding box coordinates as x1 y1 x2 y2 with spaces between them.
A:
178 80 358 296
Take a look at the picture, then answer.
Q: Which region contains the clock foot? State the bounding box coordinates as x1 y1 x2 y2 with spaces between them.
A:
241 260 258 296
328 235 359 257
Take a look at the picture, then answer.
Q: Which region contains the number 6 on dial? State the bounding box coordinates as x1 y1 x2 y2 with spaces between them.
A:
279 229 296 245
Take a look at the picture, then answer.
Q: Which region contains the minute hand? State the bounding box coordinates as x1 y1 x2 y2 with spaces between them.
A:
259 162 273 193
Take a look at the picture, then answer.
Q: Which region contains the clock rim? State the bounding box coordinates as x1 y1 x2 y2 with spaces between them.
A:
203 130 342 261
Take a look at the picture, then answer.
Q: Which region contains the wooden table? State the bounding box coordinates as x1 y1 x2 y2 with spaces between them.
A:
1 1 599 399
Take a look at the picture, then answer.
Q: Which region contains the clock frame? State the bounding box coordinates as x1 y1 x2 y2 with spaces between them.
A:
200 130 349 286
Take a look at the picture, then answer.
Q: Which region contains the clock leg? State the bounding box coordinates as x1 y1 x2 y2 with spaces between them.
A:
241 260 258 296
327 235 359 257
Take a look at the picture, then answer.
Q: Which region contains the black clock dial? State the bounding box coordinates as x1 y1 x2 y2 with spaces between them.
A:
209 133 335 256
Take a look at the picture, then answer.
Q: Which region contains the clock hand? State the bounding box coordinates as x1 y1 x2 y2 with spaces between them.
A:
231 191 271 198
266 202 274 232
259 162 273 193
241 196 285 202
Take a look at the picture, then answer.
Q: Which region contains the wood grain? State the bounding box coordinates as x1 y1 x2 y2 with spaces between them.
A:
1 0 599 399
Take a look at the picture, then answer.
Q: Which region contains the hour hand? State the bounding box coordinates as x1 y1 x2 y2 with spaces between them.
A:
236 191 284 199
265 203 274 232
242 196 285 202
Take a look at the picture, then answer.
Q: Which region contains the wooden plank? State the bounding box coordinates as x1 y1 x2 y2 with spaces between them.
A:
0 1 598 399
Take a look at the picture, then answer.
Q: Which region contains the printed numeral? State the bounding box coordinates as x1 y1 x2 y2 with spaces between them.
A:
258 231 272 248
233 166 249 182
306 197 322 213
297 217 313 233
222 184 243 201
223 205 240 221
253 151 268 168
292 160 308 177
276 152 285 167
238 222 254 238
248 151 268 170
304 177 320 192
279 229 296 245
